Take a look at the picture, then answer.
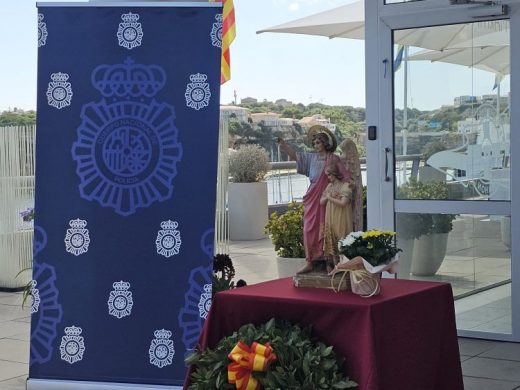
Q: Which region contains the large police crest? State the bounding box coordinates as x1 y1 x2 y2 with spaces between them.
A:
59 326 86 364
46 72 73 109
210 14 222 48
185 73 211 111
156 220 182 258
64 218 90 256
107 280 133 319
72 58 183 216
149 329 175 368
117 12 143 50
38 14 48 47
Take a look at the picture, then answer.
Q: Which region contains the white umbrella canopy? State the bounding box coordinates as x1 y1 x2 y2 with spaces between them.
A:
258 1 509 51
407 45 510 75
257 0 365 40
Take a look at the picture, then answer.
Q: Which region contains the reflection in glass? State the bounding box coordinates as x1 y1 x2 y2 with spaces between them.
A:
395 212 511 334
393 21 510 201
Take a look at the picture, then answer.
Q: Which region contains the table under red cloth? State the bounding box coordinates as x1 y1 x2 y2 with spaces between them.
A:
188 277 463 390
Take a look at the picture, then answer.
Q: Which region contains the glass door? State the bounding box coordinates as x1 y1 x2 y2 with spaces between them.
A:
365 0 519 340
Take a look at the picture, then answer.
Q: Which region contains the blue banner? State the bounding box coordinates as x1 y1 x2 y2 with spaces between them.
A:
30 4 221 387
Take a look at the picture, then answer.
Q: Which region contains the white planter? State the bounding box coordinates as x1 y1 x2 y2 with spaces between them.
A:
411 232 449 276
396 237 414 279
276 257 307 278
419 166 446 183
229 182 268 240
0 230 33 290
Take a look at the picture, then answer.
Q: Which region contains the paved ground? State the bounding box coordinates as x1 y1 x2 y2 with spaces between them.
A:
1 238 520 389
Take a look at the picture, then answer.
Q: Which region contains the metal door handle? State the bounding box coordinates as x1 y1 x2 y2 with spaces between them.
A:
384 147 391 182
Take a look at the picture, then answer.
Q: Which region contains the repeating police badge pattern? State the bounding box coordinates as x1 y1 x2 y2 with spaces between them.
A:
117 12 143 49
156 220 182 258
59 326 86 364
64 219 90 256
107 281 133 319
148 329 175 368
46 73 73 109
33 5 221 387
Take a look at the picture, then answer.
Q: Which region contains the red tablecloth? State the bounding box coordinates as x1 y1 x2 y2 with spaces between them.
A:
188 278 463 390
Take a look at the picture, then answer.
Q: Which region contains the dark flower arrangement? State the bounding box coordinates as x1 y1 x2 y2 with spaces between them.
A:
20 207 35 222
213 254 246 295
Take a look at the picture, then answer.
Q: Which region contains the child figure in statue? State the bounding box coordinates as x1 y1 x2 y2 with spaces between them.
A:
340 139 364 231
321 163 353 273
278 125 351 274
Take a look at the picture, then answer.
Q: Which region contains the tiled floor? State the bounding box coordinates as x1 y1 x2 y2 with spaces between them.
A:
1 237 520 389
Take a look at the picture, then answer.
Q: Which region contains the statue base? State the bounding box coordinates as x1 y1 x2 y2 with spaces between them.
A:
293 271 350 291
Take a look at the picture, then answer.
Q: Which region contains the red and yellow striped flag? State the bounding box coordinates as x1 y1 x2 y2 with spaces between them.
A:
210 0 236 84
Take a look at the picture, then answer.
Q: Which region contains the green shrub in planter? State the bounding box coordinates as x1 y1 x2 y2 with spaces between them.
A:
186 318 357 389
264 202 305 258
229 144 270 183
396 178 457 237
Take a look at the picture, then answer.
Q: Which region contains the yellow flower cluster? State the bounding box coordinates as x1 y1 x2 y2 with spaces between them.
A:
361 230 396 239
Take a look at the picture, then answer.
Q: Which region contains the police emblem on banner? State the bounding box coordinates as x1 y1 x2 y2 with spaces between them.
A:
185 73 211 111
60 326 85 364
210 13 222 47
107 281 133 319
156 220 182 258
46 72 73 109
117 12 143 50
198 284 212 319
149 329 175 368
38 14 48 47
72 58 183 216
31 225 64 366
64 219 90 256
30 281 41 314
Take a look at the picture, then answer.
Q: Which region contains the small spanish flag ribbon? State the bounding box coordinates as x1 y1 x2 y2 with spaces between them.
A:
227 341 277 390
209 0 236 84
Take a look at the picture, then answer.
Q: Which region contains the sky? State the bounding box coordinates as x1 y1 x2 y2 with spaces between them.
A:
0 0 510 112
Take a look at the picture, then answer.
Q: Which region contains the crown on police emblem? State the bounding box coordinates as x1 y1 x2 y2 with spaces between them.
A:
92 58 166 98
38 14 44 22
215 14 223 22
203 284 212 293
154 329 172 339
160 220 178 230
64 326 82 336
51 72 69 83
69 219 87 229
189 73 208 83
113 280 130 291
121 12 140 23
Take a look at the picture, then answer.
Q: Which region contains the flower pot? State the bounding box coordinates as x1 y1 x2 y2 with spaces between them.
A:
0 230 33 290
396 237 414 279
276 257 306 278
229 182 268 240
411 232 449 276
419 166 446 183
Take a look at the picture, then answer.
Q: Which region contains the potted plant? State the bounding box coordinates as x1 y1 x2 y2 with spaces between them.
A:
412 212 457 276
228 144 270 240
264 202 306 278
419 141 447 183
397 178 457 276
395 179 434 278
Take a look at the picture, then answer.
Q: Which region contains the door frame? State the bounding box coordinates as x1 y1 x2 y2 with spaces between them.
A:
365 0 520 341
